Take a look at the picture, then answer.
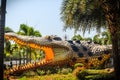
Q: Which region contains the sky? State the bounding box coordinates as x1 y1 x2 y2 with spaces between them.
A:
6 0 97 39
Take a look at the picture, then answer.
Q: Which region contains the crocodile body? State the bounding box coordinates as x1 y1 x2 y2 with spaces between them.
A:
4 32 112 74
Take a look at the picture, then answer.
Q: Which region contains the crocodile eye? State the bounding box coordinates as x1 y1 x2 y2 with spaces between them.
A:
45 35 50 39
45 36 52 41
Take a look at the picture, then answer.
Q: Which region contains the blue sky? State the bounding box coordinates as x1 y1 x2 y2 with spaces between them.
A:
6 0 97 39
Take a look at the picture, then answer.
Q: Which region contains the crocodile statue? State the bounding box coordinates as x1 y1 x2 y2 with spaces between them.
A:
4 32 112 75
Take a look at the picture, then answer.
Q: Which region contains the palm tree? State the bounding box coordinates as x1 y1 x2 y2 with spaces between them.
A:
61 0 120 79
5 27 14 33
101 31 111 45
4 27 14 58
18 24 42 37
100 1 120 79
83 37 92 42
4 40 13 66
17 24 42 63
93 34 102 44
61 0 106 34
72 34 83 41
0 0 7 79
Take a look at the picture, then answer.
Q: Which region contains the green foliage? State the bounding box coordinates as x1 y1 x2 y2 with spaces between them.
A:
37 67 73 75
17 24 42 63
61 0 106 34
76 69 114 80
101 31 111 45
36 70 46 75
76 70 88 80
93 34 102 44
19 73 77 80
72 34 83 41
60 68 72 74
22 71 38 76
83 37 92 42
17 24 42 37
20 76 27 80
46 70 51 75
74 63 84 68
85 74 114 80
5 27 14 33
71 34 93 42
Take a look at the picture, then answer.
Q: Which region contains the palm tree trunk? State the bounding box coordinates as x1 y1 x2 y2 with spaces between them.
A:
110 26 120 79
101 0 120 79
107 10 120 80
0 0 6 79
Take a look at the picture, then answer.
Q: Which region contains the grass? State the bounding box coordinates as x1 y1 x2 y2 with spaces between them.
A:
10 73 77 80
8 66 114 80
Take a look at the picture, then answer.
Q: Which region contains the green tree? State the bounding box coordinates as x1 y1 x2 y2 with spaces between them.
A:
4 40 13 66
93 34 102 44
4 27 14 57
18 24 42 37
0 0 7 79
83 37 92 42
5 27 14 33
61 0 106 34
72 34 83 41
61 0 120 79
17 24 42 63
101 31 111 45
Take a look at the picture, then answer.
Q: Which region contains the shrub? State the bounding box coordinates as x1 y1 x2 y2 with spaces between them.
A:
76 70 88 80
73 67 84 76
46 70 51 75
74 63 84 68
60 68 72 74
22 71 36 76
76 69 114 80
37 70 45 75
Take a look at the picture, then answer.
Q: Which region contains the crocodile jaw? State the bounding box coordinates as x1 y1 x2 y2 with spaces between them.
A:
5 32 72 61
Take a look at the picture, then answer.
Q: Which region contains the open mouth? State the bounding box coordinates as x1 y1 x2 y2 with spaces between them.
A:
5 35 69 61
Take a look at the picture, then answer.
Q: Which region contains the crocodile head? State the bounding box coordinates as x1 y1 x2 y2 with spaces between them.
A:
5 32 75 61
